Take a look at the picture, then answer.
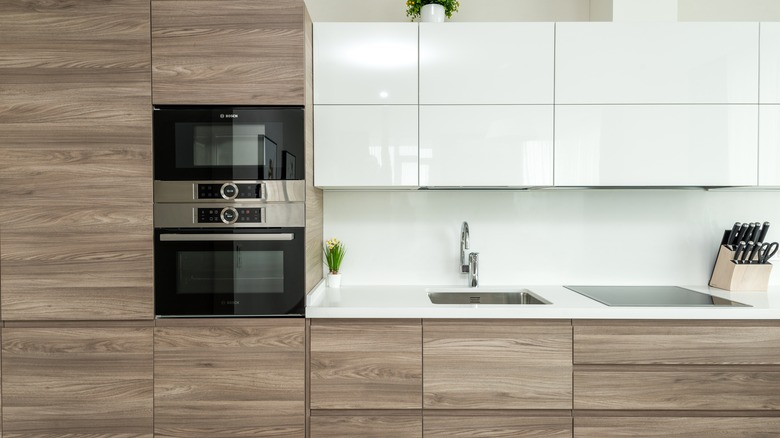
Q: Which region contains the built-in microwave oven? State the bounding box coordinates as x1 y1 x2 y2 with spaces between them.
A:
153 106 304 181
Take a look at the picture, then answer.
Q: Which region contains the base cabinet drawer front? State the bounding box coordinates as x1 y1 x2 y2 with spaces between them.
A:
554 105 758 186
2 327 153 437
423 320 572 409
310 415 422 438
310 319 422 410
574 370 780 410
574 324 780 365
574 417 780 438
424 415 572 438
154 321 305 437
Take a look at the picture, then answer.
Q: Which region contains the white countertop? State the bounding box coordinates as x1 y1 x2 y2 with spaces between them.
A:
306 283 780 319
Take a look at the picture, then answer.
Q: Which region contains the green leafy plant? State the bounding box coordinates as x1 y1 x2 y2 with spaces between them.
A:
406 0 460 20
323 238 346 274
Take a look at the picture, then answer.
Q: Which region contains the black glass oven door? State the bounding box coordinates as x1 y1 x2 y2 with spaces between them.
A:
154 228 305 317
154 106 304 181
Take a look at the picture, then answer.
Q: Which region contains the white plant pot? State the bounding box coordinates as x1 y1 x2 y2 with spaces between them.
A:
327 273 342 288
420 4 446 22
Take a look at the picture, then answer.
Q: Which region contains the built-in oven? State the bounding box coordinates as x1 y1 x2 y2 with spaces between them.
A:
153 106 304 181
153 180 307 317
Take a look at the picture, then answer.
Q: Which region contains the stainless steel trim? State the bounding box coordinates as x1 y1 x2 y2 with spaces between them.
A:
154 203 304 228
154 180 304 203
160 233 294 242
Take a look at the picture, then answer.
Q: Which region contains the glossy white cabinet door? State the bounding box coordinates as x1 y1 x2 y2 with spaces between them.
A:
419 23 554 104
761 23 780 104
555 105 758 186
556 23 759 104
419 106 553 187
314 23 418 105
760 105 780 186
314 105 418 188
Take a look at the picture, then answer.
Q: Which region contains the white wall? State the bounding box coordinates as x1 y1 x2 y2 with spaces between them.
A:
323 190 780 286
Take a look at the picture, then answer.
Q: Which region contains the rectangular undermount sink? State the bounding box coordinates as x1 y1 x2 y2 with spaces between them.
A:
427 289 551 305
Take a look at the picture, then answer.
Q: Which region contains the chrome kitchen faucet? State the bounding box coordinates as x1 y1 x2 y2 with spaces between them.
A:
460 221 479 287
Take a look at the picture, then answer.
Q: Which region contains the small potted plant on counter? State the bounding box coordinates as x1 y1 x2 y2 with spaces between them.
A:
406 0 460 22
323 238 346 288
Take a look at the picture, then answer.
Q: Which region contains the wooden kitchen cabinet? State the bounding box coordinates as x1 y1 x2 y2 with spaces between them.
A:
154 319 305 437
310 414 422 438
0 0 153 320
151 0 305 105
423 319 572 410
424 414 572 437
2 325 153 436
309 319 422 410
575 417 780 437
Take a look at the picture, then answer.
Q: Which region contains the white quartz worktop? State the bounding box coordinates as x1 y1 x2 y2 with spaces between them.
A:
306 283 780 319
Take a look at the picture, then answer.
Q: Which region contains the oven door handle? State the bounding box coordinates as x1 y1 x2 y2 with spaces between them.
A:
159 233 294 242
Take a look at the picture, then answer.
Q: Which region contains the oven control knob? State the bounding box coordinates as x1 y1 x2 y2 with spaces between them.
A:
220 207 239 224
220 182 239 200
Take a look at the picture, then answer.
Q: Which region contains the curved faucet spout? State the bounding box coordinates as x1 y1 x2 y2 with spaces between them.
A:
460 221 470 273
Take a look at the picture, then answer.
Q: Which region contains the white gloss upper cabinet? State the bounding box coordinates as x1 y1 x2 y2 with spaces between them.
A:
419 23 554 104
556 23 759 104
761 23 780 104
420 106 553 187
314 105 418 188
314 23 418 105
760 105 780 185
555 105 758 186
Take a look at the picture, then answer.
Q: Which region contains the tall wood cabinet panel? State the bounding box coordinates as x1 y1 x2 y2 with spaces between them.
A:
1 327 153 437
310 319 422 410
0 0 152 320
151 0 305 105
154 320 305 437
423 320 572 410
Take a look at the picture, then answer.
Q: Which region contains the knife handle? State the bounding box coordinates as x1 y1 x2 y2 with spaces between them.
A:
748 242 762 263
745 224 756 244
733 242 747 263
751 222 762 242
727 222 741 245
735 223 750 243
743 241 755 263
758 221 771 243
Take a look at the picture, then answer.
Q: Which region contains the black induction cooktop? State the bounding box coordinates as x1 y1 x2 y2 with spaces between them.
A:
565 286 750 307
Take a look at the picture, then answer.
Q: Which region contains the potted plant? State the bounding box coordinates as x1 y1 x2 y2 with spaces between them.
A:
406 0 460 22
323 238 346 288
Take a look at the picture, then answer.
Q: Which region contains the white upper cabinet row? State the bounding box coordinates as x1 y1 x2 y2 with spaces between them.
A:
313 22 779 188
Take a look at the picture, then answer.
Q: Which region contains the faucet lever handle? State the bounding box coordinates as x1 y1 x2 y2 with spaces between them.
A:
468 252 479 288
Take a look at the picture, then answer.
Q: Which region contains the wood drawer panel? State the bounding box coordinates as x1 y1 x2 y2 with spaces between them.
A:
575 324 780 364
151 0 304 105
310 415 421 438
2 327 153 437
424 320 572 409
310 319 422 409
574 370 780 410
575 417 780 437
424 415 572 437
154 321 305 437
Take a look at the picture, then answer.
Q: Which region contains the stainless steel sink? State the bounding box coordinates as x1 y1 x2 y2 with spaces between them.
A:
427 289 551 305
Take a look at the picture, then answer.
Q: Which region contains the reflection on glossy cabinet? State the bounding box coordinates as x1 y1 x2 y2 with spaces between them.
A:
310 415 422 438
419 106 553 187
2 327 153 436
761 23 780 104
152 0 305 105
154 320 305 437
760 105 780 186
556 23 759 104
423 320 572 410
314 23 418 105
314 106 418 188
419 23 554 104
575 417 780 438
310 319 422 410
554 105 758 186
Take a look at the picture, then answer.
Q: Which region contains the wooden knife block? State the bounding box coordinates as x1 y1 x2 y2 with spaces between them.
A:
709 245 772 291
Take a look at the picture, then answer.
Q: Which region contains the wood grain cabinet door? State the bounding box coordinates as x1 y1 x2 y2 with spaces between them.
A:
154 319 305 437
310 319 422 410
575 417 780 438
151 0 305 105
2 327 154 437
0 0 153 320
310 414 422 438
424 414 572 437
423 319 572 410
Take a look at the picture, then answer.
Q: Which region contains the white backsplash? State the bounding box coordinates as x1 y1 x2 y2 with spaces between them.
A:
322 189 780 286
